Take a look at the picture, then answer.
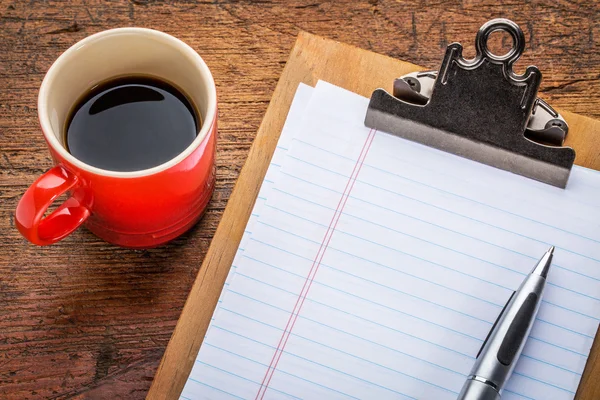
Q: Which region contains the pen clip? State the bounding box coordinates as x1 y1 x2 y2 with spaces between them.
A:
476 291 515 358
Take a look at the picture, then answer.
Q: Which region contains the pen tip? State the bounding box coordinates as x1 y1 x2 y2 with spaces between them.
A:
532 247 554 277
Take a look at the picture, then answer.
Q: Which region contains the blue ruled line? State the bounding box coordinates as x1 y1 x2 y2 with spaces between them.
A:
256 216 599 325
205 319 547 399
188 377 245 399
520 354 582 375
541 299 599 321
221 300 579 394
219 307 460 395
528 335 588 357
278 169 600 300
295 136 600 213
250 234 594 342
502 390 536 400
252 222 594 354
202 343 361 399
238 249 591 365
535 318 594 339
230 274 475 359
292 137 600 246
196 361 301 399
248 249 492 326
221 299 466 376
240 257 482 343
229 253 583 391
287 151 600 268
267 186 600 322
211 325 418 400
296 133 600 200
270 171 600 317
512 371 575 394
256 220 507 289
253 236 502 308
199 129 595 398
272 186 527 278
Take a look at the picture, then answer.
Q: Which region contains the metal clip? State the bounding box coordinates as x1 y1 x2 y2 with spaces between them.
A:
365 18 576 188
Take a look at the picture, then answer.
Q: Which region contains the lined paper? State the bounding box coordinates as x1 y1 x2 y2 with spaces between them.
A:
183 81 600 400
216 83 314 302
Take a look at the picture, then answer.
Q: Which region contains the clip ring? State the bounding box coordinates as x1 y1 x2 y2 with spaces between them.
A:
476 18 525 66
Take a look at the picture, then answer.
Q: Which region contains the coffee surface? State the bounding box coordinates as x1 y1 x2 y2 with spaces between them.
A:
65 76 199 172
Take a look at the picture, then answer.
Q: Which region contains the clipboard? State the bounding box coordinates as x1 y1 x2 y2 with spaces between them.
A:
148 30 600 400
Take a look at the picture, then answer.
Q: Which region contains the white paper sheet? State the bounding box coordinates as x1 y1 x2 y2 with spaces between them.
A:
215 83 314 303
183 81 600 400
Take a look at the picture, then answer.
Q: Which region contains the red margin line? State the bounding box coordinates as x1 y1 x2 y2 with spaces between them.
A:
255 129 376 399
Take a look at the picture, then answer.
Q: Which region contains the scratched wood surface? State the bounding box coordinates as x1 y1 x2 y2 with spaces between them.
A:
149 29 600 400
0 1 598 399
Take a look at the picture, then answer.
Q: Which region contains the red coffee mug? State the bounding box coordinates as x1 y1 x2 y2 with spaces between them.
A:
15 28 217 248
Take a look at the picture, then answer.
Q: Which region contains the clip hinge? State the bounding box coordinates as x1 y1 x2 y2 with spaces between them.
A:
365 18 576 188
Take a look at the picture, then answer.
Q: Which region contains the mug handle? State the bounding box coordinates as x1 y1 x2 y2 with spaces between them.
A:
15 165 91 245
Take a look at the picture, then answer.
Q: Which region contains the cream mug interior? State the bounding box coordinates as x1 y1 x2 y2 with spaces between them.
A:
14 27 218 247
39 27 216 176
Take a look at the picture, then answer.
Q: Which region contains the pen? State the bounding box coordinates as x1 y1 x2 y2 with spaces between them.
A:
457 246 554 400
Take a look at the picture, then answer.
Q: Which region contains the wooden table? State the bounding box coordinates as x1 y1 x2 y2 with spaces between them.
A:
1 1 598 399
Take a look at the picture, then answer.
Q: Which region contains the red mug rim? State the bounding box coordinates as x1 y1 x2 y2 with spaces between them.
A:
37 27 217 179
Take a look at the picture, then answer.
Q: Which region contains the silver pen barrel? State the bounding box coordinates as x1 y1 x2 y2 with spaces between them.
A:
457 246 554 400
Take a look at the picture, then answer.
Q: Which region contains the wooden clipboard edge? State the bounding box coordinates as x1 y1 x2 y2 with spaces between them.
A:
147 31 318 400
562 109 600 169
148 31 600 400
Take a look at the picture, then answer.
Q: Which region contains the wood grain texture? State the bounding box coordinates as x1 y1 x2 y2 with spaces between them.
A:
0 1 598 399
149 30 600 400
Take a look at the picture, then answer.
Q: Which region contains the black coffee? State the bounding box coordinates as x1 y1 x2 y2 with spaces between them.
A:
65 76 199 172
